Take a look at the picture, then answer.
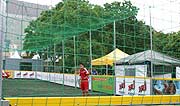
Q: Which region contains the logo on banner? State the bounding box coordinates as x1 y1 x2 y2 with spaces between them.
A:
16 72 21 76
23 72 28 76
128 80 135 95
118 80 125 94
139 81 146 92
92 77 107 81
138 81 147 95
29 72 34 77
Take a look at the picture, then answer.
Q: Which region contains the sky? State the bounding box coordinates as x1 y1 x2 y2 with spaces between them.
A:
20 0 180 33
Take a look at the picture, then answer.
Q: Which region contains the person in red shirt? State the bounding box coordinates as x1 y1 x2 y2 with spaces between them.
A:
79 63 89 96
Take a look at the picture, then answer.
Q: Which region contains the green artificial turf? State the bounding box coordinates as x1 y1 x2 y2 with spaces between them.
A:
2 79 108 97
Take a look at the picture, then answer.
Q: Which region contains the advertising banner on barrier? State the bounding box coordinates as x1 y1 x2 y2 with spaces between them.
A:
53 73 63 84
153 79 180 95
36 72 42 79
38 72 49 80
75 75 80 88
14 71 91 89
4 70 14 78
92 76 114 94
37 72 63 84
64 74 76 87
36 72 91 89
14 71 35 79
116 77 150 95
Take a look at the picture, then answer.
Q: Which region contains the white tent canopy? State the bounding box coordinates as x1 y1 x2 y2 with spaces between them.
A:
116 50 180 66
32 54 40 59
10 51 22 59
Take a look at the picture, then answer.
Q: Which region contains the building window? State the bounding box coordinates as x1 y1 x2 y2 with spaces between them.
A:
20 62 32 71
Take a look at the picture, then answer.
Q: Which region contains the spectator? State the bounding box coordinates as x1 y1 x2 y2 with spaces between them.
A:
92 69 98 75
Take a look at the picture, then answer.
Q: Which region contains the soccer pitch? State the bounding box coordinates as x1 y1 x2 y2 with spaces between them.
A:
2 79 109 97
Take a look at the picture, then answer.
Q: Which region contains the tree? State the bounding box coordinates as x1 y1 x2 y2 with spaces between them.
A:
153 31 180 59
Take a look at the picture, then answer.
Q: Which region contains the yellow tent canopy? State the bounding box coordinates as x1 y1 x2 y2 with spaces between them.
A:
91 48 129 66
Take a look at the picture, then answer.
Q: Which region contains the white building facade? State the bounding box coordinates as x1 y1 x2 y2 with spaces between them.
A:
2 0 49 57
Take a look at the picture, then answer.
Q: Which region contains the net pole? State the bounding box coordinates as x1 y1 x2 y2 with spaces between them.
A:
89 30 92 74
54 43 55 71
149 6 153 95
62 40 65 95
74 36 77 88
0 1 4 103
0 28 2 105
47 47 49 72
113 20 116 61
113 20 116 96
149 6 153 78
20 1 24 51
0 0 7 103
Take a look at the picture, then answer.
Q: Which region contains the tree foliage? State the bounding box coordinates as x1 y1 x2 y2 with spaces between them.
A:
153 31 180 59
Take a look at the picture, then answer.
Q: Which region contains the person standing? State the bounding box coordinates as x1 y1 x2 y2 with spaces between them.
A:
92 69 98 75
79 63 89 96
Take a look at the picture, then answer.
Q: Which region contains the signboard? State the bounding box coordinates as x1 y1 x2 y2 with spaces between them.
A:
153 79 180 95
14 71 35 79
92 76 114 94
116 77 150 95
115 65 147 77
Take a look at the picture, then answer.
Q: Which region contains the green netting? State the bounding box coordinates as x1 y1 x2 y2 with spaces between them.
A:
23 0 138 52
